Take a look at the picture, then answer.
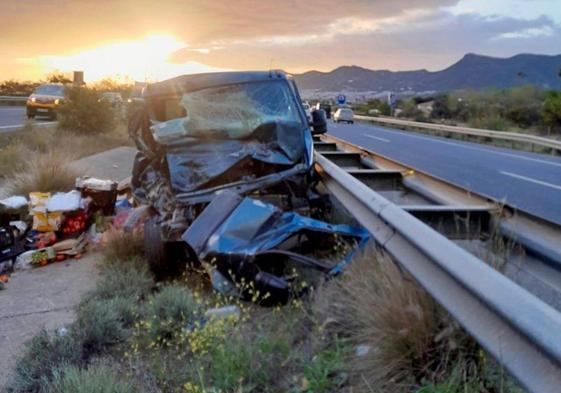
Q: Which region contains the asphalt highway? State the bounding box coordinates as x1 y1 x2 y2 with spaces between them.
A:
0 106 52 132
329 120 561 226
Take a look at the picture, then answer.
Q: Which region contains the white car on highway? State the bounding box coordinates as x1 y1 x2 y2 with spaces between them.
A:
333 108 354 124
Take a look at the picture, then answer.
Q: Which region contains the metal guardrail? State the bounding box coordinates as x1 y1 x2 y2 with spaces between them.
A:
356 115 561 155
0 96 27 102
315 151 561 393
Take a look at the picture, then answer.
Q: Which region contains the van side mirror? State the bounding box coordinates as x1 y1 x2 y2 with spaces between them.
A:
311 109 327 134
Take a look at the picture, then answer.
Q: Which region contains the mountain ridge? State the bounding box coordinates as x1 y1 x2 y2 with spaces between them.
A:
293 53 561 93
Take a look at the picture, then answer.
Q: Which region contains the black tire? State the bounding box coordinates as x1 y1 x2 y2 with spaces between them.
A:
144 217 167 276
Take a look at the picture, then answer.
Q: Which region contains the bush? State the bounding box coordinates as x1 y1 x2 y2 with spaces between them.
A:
74 299 130 357
98 296 140 328
8 330 83 392
2 152 78 196
315 251 479 392
182 309 300 392
102 230 145 263
469 115 511 131
0 143 27 180
542 91 561 132
58 86 116 134
94 262 153 301
302 341 348 393
49 362 140 393
146 285 200 342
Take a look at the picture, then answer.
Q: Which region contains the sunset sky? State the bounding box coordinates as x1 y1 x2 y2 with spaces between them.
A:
1 0 560 82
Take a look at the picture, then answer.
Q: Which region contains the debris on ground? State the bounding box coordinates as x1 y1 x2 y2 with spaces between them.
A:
0 175 132 289
1 72 369 307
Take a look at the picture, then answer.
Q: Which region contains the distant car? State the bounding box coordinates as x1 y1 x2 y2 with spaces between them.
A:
26 84 66 120
333 108 354 124
100 92 123 108
302 102 312 124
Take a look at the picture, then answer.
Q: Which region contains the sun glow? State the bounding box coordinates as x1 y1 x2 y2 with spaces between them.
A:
22 34 227 82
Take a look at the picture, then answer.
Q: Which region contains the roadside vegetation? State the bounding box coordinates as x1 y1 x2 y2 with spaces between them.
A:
1 74 528 391
57 86 117 135
0 85 131 196
354 85 561 136
0 73 134 98
6 230 525 392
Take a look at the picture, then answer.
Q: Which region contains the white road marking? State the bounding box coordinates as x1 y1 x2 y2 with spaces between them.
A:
0 121 57 130
366 125 561 168
500 171 561 191
363 133 390 143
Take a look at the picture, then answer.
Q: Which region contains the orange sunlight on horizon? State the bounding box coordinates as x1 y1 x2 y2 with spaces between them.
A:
17 34 228 82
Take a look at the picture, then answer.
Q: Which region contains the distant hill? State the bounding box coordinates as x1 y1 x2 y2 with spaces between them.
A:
294 53 561 94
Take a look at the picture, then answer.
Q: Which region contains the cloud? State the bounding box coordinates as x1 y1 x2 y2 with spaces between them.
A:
169 11 561 73
0 0 559 80
498 26 555 39
12 34 228 82
0 0 457 51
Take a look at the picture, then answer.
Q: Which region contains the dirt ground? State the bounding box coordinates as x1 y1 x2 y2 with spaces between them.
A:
0 253 100 387
0 146 137 388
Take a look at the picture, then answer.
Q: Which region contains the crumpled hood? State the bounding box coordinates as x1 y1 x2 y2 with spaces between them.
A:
166 121 309 194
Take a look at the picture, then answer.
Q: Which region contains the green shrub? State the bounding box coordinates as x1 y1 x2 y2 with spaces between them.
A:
93 262 153 301
58 86 116 134
74 299 129 356
109 296 141 328
146 285 200 342
49 362 140 393
8 330 83 392
85 296 140 328
205 341 255 391
469 115 511 131
186 307 300 392
542 90 561 131
207 329 296 391
303 341 348 393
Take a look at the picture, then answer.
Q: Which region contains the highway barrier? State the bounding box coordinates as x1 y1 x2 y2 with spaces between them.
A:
0 96 27 106
356 115 561 155
314 135 561 393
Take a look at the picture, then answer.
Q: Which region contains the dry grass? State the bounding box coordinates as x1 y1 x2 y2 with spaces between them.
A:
102 229 145 264
315 249 480 392
0 143 28 178
2 153 78 196
0 123 131 194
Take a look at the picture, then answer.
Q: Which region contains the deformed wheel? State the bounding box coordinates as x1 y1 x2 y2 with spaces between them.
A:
144 216 167 276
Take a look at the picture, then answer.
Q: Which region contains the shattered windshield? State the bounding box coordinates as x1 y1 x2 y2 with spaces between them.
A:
151 80 305 143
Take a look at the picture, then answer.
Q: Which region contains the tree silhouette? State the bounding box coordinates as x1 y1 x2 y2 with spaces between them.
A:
44 72 72 84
